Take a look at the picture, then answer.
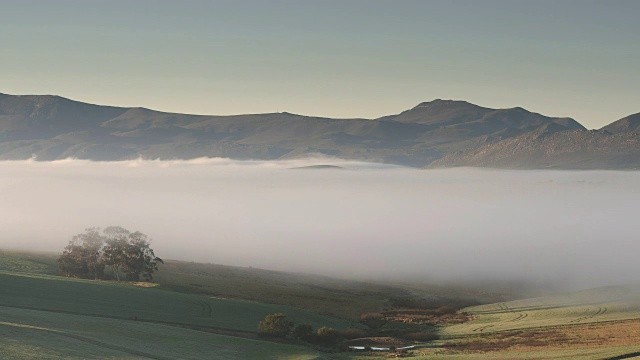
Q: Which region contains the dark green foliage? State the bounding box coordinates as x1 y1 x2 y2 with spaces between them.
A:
315 326 340 346
292 323 314 341
57 227 105 279
57 226 162 282
258 313 294 338
124 231 163 281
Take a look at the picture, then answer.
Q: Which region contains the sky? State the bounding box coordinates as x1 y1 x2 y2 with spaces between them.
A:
2 158 640 290
1 0 639 128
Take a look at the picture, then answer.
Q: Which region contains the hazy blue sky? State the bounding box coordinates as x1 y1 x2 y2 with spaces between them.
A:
1 0 638 128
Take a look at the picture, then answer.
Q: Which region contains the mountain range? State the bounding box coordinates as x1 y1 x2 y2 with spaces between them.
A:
0 93 638 169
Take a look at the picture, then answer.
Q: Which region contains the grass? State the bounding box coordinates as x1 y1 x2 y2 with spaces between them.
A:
442 285 640 336
0 249 58 274
0 271 358 333
6 249 640 359
0 251 347 359
0 249 403 320
0 306 326 360
154 260 400 320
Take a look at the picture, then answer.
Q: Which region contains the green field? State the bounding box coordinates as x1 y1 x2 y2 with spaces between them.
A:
0 271 358 333
5 249 640 359
0 306 326 360
442 285 640 336
0 249 492 320
0 269 355 359
154 259 399 319
0 250 364 359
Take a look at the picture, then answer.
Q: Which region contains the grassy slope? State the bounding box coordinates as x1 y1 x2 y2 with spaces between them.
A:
0 249 399 320
0 250 359 359
1 249 496 320
442 285 640 336
13 249 640 359
155 260 399 319
0 306 324 360
0 271 357 332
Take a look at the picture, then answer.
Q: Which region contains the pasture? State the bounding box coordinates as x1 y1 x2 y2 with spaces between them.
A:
5 249 640 359
442 285 640 336
0 306 324 360
0 271 357 333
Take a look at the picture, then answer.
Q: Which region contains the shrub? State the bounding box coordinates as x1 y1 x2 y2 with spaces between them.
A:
292 323 314 341
360 312 386 329
258 313 293 337
405 331 439 342
316 326 341 346
436 306 457 315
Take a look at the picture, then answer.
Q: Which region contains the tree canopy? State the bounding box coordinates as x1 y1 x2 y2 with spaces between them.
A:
257 313 294 338
57 226 163 281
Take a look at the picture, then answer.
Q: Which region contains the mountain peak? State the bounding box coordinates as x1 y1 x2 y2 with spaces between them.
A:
412 99 480 110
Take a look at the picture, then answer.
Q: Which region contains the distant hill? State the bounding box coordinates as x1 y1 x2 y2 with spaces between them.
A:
430 126 640 169
0 93 584 167
600 112 640 134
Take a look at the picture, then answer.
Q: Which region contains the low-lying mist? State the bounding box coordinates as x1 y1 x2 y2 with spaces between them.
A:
2 157 639 291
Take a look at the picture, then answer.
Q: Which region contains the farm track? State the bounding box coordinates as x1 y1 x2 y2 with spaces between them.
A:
471 324 494 333
471 303 528 332
569 306 607 323
605 351 640 360
0 304 257 338
194 301 212 317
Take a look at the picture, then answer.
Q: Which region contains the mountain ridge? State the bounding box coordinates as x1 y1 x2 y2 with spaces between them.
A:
0 93 632 168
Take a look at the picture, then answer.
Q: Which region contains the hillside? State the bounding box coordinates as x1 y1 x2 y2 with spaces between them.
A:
0 93 583 167
4 250 640 359
430 128 640 170
0 249 505 320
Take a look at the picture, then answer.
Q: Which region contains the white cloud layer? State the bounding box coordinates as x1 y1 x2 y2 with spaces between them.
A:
1 158 639 290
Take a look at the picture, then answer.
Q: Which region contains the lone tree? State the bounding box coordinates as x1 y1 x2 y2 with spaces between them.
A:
58 226 163 281
258 313 294 338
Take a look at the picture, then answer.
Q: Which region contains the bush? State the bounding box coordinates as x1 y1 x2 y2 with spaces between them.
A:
360 312 386 329
405 331 439 342
258 313 293 337
316 326 341 346
436 306 457 315
292 323 314 341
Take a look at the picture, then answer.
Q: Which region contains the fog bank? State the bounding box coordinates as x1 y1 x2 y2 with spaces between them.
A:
1 158 639 290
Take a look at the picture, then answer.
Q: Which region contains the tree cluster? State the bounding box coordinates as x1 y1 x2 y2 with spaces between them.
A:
258 313 341 346
57 226 163 281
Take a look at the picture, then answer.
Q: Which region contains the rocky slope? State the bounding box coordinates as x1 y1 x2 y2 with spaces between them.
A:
429 126 640 170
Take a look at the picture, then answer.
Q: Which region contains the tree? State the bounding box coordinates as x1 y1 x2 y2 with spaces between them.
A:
124 231 163 281
102 237 128 281
73 227 105 280
292 323 314 341
315 327 340 346
258 313 293 337
58 244 88 277
57 226 162 282
57 227 105 279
